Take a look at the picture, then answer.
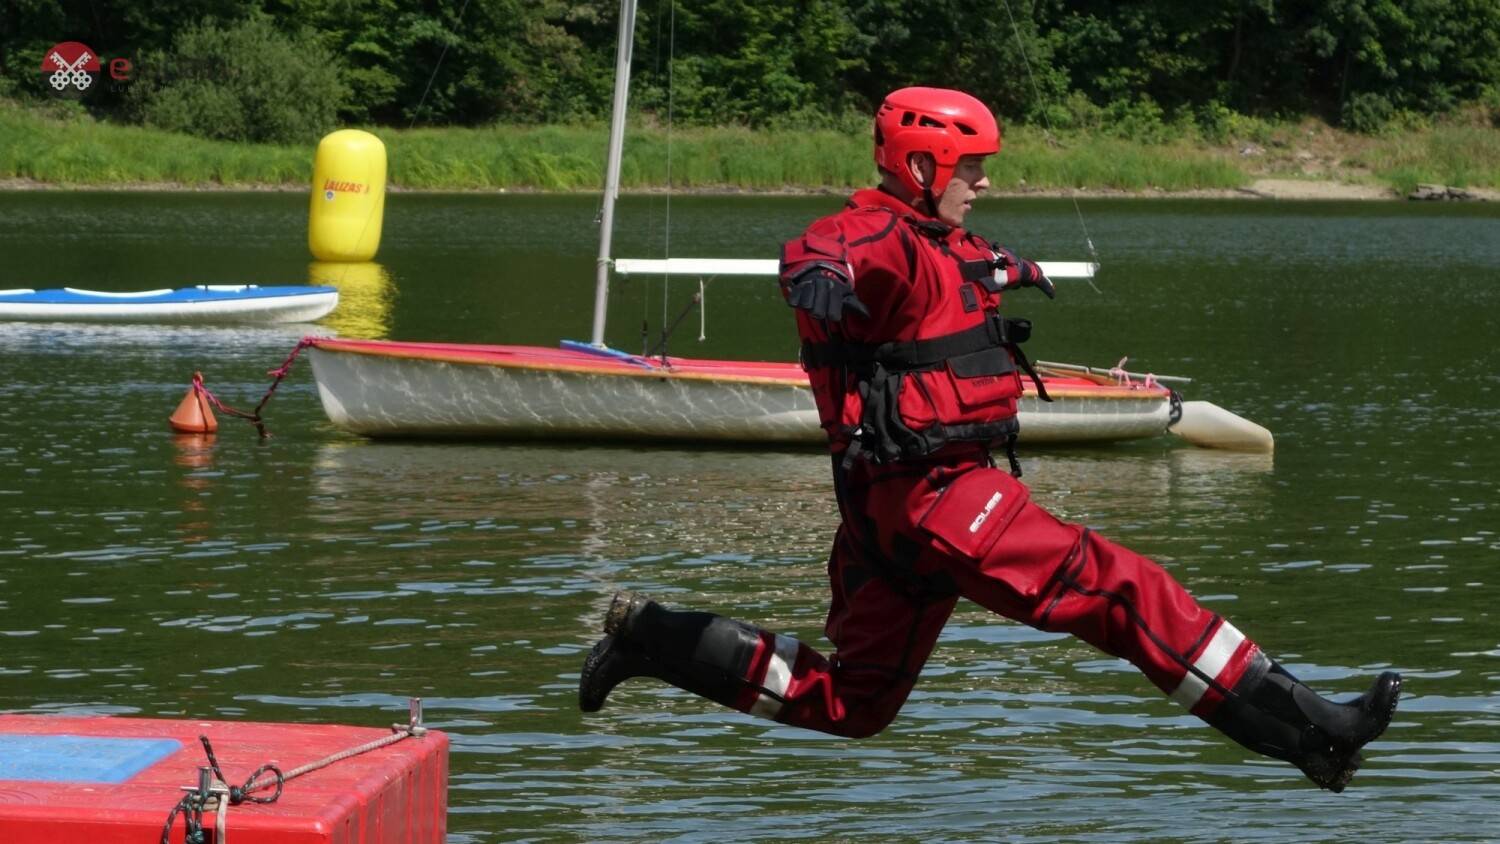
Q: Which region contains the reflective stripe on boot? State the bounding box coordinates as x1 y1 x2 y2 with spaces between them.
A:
1169 620 1259 715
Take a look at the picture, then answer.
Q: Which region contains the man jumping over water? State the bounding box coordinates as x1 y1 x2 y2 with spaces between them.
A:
579 86 1399 792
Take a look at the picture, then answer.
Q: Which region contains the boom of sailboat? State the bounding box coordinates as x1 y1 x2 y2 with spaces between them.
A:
612 259 1100 281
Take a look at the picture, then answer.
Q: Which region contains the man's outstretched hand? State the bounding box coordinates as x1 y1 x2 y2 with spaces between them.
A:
995 248 1056 299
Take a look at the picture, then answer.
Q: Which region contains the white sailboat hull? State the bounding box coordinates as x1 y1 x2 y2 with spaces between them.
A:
307 339 1176 446
311 347 819 443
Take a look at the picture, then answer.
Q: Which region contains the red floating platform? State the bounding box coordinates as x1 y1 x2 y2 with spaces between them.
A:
0 713 448 844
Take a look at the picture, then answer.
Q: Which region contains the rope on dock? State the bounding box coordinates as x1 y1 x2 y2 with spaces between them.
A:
159 706 429 844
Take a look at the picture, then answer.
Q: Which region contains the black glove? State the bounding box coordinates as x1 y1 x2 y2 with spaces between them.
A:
785 266 870 321
994 248 1055 299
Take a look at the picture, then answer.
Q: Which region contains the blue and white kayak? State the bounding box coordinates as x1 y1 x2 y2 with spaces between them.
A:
0 284 339 324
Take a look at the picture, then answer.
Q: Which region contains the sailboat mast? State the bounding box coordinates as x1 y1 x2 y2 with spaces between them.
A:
590 0 638 348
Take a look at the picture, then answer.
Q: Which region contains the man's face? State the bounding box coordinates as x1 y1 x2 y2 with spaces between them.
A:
935 155 990 226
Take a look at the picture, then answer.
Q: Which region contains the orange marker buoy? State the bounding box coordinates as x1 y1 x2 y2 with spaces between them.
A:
169 375 218 433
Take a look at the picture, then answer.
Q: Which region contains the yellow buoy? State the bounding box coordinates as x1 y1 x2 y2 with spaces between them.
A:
308 129 386 262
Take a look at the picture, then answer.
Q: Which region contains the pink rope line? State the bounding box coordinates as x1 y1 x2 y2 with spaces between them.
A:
1106 356 1159 390
193 337 318 439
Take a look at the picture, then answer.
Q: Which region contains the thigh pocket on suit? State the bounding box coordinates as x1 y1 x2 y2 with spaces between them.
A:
917 469 1030 560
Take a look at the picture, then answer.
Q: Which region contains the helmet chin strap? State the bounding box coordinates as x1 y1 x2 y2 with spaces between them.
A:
911 154 939 219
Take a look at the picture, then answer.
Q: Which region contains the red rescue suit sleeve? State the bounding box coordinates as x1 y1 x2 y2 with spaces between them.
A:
780 200 917 440
779 211 915 333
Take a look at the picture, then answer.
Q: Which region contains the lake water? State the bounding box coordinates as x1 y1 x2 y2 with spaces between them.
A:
1 190 1498 842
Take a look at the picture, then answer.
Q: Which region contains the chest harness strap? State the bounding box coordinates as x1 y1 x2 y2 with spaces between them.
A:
802 313 1050 400
803 314 1050 473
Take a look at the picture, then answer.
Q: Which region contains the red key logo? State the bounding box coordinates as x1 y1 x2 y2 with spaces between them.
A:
42 42 100 98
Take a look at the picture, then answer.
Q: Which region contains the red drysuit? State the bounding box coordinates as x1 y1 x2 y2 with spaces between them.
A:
725 188 1264 737
584 90 1399 794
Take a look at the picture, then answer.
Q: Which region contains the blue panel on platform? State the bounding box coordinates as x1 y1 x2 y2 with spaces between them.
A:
0 735 183 783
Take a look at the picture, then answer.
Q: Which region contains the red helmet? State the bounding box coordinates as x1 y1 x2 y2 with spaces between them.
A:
874 87 1001 200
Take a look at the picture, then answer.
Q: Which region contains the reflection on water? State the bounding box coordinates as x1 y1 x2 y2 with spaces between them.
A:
311 441 833 559
308 441 1277 571
170 432 217 537
1025 446 1274 523
2 193 1498 842
309 260 396 339
0 320 334 356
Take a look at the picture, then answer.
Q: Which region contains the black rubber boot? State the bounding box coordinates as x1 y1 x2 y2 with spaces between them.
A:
578 634 654 713
1209 655 1401 792
578 591 773 714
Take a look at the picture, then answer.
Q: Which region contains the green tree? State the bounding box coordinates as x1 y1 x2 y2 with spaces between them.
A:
1302 0 1500 130
299 0 618 126
836 0 1067 127
371 0 591 125
127 15 349 144
658 0 865 127
3 0 1498 136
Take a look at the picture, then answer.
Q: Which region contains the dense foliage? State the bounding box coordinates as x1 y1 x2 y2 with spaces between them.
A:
122 17 349 144
3 0 1497 144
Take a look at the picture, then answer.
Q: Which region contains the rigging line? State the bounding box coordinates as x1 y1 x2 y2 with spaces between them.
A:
407 0 475 130
998 0 1102 289
642 0 684 359
633 0 673 356
661 0 678 353
648 278 709 357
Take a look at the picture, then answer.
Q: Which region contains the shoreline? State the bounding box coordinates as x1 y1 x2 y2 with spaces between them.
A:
0 176 1493 202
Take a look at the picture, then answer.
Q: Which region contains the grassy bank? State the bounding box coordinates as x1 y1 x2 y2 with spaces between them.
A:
2 98 1497 195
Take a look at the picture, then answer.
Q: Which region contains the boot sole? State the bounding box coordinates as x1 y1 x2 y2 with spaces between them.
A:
578 635 617 713
1365 672 1402 744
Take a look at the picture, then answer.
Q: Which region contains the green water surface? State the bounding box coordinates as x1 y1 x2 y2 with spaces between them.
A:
1 191 1497 842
